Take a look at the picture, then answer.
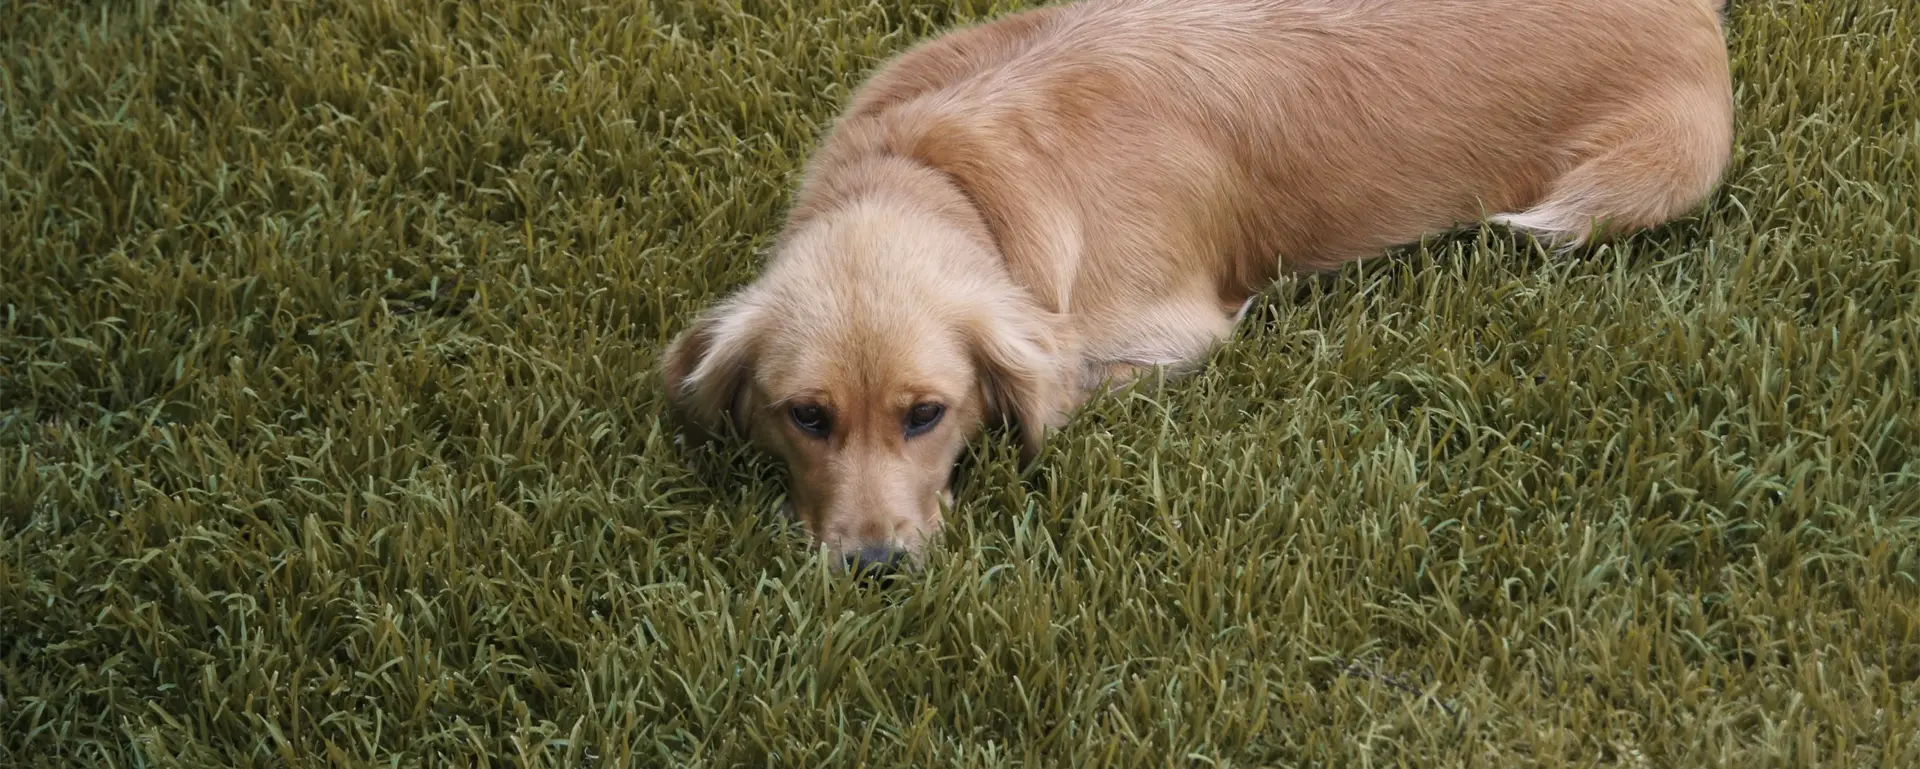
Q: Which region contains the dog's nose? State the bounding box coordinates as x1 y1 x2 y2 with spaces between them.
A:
843 544 911 576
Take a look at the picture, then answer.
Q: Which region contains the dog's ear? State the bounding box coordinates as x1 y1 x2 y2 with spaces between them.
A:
967 299 1071 462
660 296 764 445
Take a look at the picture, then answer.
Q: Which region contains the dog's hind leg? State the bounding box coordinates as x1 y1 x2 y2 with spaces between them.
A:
1490 87 1732 251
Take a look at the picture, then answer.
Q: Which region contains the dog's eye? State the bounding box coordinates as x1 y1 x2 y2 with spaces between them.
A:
905 403 945 436
790 405 831 437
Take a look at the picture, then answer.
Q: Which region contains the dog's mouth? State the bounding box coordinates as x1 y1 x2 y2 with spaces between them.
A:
773 496 950 573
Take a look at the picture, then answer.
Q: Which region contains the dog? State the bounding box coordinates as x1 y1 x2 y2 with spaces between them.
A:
661 0 1734 571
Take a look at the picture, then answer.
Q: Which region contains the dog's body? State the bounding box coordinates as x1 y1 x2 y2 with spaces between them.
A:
664 0 1734 567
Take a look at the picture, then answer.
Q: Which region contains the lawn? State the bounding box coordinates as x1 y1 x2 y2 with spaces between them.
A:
3 0 1917 765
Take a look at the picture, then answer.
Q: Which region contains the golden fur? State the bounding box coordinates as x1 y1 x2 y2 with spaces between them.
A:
662 0 1734 567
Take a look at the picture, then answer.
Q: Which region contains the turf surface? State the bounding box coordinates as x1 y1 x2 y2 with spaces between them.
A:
3 0 1918 765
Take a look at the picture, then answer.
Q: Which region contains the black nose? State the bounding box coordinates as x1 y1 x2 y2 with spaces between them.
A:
843 545 911 577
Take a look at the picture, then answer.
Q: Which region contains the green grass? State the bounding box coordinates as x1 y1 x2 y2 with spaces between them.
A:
2 0 1917 765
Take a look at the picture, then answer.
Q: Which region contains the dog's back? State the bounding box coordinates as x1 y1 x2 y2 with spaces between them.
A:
792 0 1732 305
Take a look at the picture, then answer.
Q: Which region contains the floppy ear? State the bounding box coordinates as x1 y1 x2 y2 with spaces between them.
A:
660 297 764 445
968 300 1072 462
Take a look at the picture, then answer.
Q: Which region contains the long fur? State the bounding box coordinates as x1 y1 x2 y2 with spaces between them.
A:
662 0 1735 562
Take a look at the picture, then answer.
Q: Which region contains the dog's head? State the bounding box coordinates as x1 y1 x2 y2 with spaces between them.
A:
662 197 1069 571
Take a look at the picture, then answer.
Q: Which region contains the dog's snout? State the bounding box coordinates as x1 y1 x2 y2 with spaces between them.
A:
843 544 911 576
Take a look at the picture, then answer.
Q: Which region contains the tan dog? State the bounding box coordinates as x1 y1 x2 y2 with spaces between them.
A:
662 0 1734 570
